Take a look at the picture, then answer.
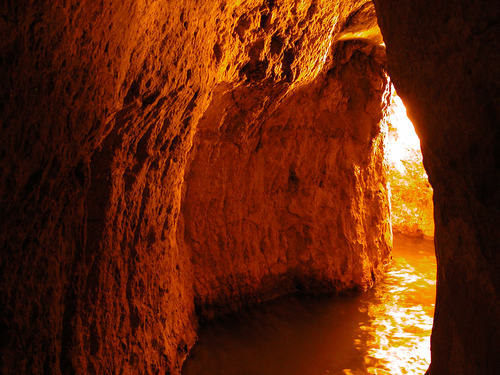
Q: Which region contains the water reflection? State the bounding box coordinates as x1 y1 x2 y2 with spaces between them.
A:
353 234 436 375
182 234 436 375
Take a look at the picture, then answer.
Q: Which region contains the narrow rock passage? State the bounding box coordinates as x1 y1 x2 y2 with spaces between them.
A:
182 234 436 375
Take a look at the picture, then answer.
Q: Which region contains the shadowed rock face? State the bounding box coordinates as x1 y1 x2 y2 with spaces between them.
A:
374 0 500 374
1 0 498 374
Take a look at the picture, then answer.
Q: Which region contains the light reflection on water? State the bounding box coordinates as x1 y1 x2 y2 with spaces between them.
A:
182 234 436 375
352 234 436 375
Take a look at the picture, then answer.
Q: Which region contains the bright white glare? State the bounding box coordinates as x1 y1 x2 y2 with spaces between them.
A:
359 257 435 375
386 95 421 173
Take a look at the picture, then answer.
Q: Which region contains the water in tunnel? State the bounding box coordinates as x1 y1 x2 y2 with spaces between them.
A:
181 234 436 375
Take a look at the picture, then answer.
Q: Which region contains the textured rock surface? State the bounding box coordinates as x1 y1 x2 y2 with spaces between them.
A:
0 1 392 374
374 0 500 374
181 42 391 319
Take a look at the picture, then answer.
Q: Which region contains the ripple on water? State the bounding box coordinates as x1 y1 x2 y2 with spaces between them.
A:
182 234 436 375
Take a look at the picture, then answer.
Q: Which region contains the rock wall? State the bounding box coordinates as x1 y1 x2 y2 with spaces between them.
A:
0 1 393 374
181 42 391 319
374 0 500 374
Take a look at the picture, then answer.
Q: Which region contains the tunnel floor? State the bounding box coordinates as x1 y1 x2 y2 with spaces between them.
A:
182 234 436 375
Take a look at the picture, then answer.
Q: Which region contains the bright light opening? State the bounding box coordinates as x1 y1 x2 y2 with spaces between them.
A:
385 87 434 238
354 86 437 375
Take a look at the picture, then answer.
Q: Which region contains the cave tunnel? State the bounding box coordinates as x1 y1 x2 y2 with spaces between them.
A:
0 0 499 374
